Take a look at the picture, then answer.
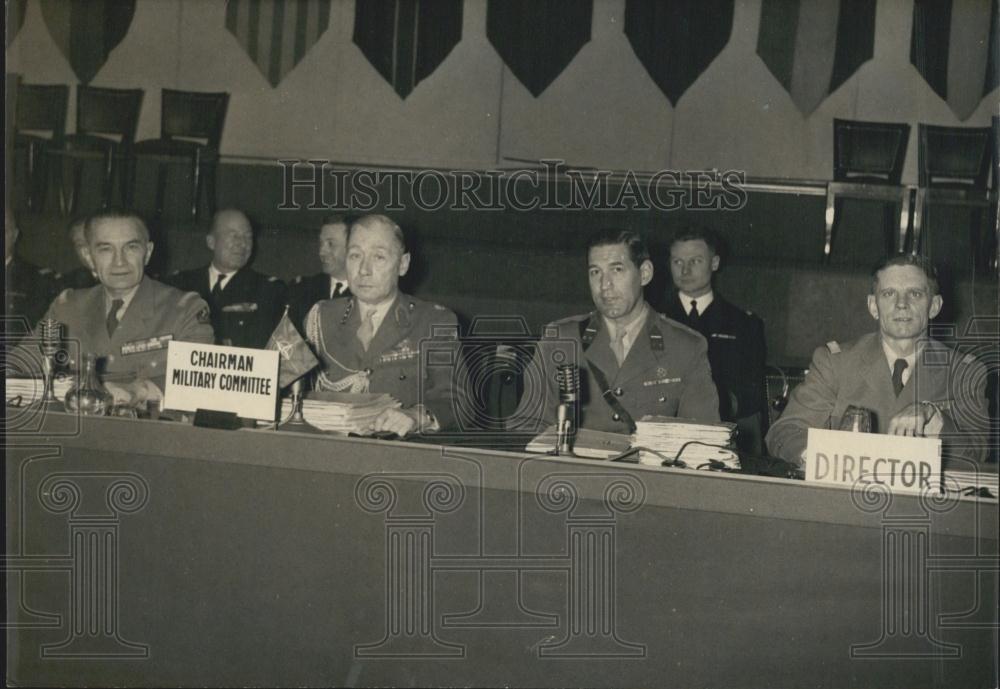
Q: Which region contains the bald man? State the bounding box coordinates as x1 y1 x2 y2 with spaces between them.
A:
167 209 287 349
304 214 459 436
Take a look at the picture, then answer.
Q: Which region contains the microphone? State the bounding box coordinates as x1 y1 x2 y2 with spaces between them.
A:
555 364 579 455
38 319 62 403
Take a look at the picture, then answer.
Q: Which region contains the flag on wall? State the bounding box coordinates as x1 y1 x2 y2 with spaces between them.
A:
40 0 136 84
757 0 876 115
487 0 593 97
226 0 331 88
910 0 998 121
6 0 28 48
353 0 463 99
625 0 734 106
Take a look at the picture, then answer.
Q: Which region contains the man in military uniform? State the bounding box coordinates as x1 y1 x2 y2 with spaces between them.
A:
509 230 719 435
766 253 989 468
664 226 767 452
59 216 98 289
304 214 458 437
288 214 352 329
10 209 214 405
4 206 60 344
167 209 286 349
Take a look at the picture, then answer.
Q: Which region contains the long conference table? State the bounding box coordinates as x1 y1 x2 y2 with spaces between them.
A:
4 411 998 688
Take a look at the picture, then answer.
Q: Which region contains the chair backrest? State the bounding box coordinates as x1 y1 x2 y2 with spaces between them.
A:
160 89 230 148
918 124 992 189
833 118 911 184
764 365 809 429
76 85 144 143
16 82 69 138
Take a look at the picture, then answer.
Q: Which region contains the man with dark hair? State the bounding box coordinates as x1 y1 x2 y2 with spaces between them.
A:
664 225 767 452
167 208 287 349
288 214 353 329
304 214 458 437
59 215 98 289
509 229 719 435
766 252 989 467
9 209 214 404
4 205 60 343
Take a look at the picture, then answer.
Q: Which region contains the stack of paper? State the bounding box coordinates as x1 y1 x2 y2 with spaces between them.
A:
280 391 400 434
5 376 75 407
631 416 739 469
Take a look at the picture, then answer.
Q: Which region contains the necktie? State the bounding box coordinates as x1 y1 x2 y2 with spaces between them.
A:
610 327 627 366
357 310 377 351
331 281 344 298
689 299 700 321
211 273 227 302
106 299 124 337
892 358 908 397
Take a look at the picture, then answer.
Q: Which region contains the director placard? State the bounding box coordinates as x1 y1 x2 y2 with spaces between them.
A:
805 428 942 495
164 341 279 421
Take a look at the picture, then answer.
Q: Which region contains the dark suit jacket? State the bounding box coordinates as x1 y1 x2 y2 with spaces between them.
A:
12 277 213 389
766 332 990 468
508 306 720 435
289 273 349 333
664 293 766 422
304 293 458 430
167 266 287 349
4 256 60 343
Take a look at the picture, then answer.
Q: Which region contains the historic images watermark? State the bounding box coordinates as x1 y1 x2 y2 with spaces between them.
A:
278 159 749 213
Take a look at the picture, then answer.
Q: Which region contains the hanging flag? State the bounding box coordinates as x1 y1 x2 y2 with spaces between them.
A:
40 0 136 84
354 0 463 99
911 0 998 121
487 0 593 97
757 0 876 115
226 0 331 88
267 307 320 388
625 0 734 106
6 0 28 49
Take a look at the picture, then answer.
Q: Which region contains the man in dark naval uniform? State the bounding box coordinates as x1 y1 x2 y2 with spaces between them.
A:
167 208 286 349
288 214 352 330
664 226 767 453
508 229 719 436
304 214 458 437
4 206 60 344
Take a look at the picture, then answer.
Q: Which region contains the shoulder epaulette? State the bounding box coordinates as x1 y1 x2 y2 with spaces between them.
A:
54 288 72 303
826 341 841 354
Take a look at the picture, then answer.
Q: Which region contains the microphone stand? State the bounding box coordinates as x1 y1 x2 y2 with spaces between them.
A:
553 364 579 456
39 319 62 407
278 378 317 431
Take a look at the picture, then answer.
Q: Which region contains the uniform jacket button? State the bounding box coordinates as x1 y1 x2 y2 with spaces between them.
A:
612 413 621 422
658 395 666 403
399 373 406 380
613 387 623 397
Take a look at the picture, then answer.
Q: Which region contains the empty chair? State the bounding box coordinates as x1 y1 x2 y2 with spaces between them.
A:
764 365 809 430
823 118 912 261
911 124 993 269
131 89 230 221
14 82 69 211
52 85 144 215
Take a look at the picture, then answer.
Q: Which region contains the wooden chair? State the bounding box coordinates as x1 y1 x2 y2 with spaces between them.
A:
911 124 993 270
823 118 911 261
52 85 144 214
131 89 230 221
13 82 69 211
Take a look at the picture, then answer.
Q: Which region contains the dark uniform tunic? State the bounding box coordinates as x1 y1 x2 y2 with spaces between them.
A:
4 256 60 344
288 273 349 333
665 293 767 452
167 266 287 349
304 293 458 430
10 277 213 389
508 306 720 435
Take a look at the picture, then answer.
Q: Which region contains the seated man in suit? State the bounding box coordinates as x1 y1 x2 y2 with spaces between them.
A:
167 209 287 349
304 214 458 437
766 253 989 468
664 226 767 452
4 205 60 345
10 209 214 405
288 214 352 329
59 216 98 289
508 229 719 435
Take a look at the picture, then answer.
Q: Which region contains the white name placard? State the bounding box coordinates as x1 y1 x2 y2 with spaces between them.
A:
164 341 279 421
805 429 942 495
